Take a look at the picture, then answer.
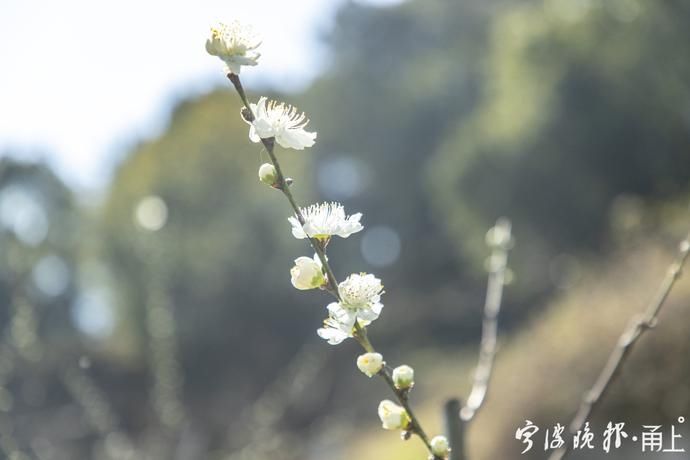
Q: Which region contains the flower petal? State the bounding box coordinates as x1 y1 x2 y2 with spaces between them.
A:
317 327 348 345
288 217 307 239
276 128 317 150
248 125 261 143
327 302 357 329
336 213 364 238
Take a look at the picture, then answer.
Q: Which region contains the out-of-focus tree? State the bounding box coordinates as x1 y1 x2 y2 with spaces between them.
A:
0 158 79 345
0 158 93 458
429 0 690 299
99 89 327 449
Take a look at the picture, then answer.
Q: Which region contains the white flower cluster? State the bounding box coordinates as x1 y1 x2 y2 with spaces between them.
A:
210 20 451 458
284 201 377 345
206 22 316 151
357 353 449 456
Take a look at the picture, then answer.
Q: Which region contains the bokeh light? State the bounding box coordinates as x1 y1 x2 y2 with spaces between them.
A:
360 225 401 267
134 196 168 232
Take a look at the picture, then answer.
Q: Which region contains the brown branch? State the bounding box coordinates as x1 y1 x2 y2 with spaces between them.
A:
549 231 690 460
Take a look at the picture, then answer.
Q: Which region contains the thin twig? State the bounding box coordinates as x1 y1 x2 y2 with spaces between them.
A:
443 219 511 460
461 218 512 423
549 231 690 460
227 73 433 453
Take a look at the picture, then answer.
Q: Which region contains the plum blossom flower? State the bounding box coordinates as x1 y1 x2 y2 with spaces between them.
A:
317 273 384 345
290 254 326 290
378 400 410 430
289 202 363 242
357 353 384 377
247 97 317 150
205 20 261 74
316 313 354 345
334 272 384 322
339 273 383 309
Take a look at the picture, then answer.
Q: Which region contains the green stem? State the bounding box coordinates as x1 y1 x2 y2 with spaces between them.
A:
228 72 432 454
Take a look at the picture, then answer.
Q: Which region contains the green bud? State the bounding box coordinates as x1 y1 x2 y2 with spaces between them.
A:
258 163 278 187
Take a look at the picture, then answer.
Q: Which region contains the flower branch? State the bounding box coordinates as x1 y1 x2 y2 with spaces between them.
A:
229 72 436 455
549 230 690 460
353 325 433 450
211 23 447 457
227 73 340 298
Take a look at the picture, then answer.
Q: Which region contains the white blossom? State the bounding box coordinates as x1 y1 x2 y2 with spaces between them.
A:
246 97 317 150
339 273 383 312
205 21 261 74
377 400 410 430
392 365 414 389
316 314 353 345
289 202 363 242
430 435 451 457
317 274 383 345
290 254 326 290
357 353 384 378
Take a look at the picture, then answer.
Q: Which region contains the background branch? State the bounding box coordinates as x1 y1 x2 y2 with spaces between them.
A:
445 218 512 460
444 399 466 460
461 218 512 423
549 230 690 460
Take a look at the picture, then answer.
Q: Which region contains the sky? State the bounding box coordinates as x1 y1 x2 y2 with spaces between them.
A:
0 0 403 191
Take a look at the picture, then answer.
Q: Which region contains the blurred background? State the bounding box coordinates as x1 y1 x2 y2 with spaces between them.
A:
1 0 690 459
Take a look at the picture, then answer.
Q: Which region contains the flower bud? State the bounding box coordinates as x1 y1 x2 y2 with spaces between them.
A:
258 163 278 187
430 435 450 457
377 400 410 430
290 255 326 290
392 365 414 390
356 352 384 377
